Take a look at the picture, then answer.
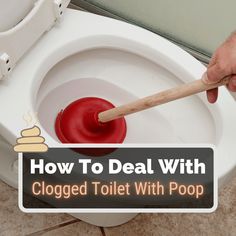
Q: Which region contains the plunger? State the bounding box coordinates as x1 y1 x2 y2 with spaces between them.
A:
55 76 230 145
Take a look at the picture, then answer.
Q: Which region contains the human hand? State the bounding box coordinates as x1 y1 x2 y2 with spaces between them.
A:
204 32 236 103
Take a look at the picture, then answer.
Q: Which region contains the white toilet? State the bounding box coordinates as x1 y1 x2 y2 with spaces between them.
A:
0 0 236 227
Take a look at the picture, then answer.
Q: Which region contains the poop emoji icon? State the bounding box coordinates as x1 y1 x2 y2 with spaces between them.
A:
14 126 48 153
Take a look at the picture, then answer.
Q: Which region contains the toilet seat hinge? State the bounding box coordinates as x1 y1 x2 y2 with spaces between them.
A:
0 53 12 80
54 0 70 21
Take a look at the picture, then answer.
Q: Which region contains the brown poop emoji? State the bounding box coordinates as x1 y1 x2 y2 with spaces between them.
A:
14 126 48 153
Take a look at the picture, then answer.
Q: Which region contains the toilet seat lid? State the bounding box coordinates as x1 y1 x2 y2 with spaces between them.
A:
0 0 34 32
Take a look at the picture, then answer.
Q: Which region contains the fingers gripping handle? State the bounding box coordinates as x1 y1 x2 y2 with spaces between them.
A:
98 76 230 123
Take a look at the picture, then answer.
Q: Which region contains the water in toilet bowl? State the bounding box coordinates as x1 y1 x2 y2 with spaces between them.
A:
38 77 216 144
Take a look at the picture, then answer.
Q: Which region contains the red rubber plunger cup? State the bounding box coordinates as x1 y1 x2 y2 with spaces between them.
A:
55 97 126 155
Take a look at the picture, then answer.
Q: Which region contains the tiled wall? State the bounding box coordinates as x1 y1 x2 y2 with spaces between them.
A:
81 0 236 55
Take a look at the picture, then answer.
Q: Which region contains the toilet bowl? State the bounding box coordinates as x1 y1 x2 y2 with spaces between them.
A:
0 1 236 227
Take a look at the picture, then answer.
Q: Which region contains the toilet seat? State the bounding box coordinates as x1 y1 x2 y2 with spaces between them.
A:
0 0 71 80
0 9 235 187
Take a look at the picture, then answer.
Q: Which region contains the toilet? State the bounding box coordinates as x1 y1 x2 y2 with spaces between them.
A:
0 0 236 227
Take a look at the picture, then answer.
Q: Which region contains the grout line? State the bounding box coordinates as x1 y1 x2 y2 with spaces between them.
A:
100 227 106 236
27 219 80 236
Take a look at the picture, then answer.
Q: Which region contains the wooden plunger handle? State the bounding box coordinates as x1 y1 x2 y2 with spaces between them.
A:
98 76 230 123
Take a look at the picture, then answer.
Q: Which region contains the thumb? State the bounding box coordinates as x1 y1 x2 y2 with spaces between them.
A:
206 63 229 84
